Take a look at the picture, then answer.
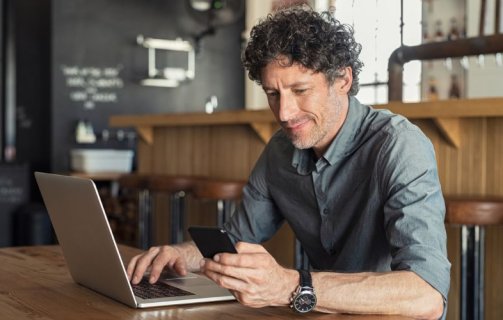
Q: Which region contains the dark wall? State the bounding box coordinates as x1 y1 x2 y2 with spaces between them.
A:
15 0 51 173
0 0 4 154
0 0 51 247
51 0 245 172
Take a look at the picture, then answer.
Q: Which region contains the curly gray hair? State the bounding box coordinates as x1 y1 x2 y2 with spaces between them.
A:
242 6 363 96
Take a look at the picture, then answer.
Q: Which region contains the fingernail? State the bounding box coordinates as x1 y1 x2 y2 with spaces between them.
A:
149 276 155 283
200 259 206 267
133 276 139 283
213 254 220 262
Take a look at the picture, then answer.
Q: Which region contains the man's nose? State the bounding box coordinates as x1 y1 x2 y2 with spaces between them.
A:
278 93 298 122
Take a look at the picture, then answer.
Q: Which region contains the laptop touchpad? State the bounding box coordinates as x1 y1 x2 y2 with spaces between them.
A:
159 271 215 287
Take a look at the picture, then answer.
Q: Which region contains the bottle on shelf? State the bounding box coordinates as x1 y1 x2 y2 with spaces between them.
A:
75 119 96 144
85 121 96 143
427 77 439 101
447 18 460 41
461 15 467 38
75 120 86 143
434 20 445 41
422 21 430 43
448 74 461 99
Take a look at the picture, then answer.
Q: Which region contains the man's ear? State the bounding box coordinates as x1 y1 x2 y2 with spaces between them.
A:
333 67 353 95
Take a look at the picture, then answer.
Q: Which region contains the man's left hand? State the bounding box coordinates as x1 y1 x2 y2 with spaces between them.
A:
200 242 299 308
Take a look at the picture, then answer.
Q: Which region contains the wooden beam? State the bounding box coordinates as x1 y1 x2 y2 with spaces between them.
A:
250 122 278 144
433 117 461 148
136 126 153 145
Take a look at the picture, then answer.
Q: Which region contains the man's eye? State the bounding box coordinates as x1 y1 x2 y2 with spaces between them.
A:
293 89 308 94
266 92 279 97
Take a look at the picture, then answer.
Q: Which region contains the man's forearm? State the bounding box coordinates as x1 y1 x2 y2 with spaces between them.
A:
312 270 443 319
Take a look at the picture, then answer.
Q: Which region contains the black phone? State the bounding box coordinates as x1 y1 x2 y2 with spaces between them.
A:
188 226 237 258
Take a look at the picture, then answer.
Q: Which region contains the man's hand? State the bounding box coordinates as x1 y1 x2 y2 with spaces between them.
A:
127 242 202 285
200 242 298 308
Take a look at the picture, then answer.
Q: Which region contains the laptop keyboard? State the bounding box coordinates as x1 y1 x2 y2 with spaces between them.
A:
132 278 195 299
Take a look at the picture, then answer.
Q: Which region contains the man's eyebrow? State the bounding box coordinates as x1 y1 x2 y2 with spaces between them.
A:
262 81 311 91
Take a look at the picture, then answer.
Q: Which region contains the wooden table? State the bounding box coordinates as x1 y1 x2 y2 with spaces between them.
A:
0 245 410 320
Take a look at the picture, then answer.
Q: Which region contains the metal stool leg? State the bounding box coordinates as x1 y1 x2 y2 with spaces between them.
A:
170 191 186 244
216 199 225 228
460 225 468 320
224 200 235 224
216 199 236 227
138 189 152 250
460 225 485 320
178 192 186 243
477 226 485 320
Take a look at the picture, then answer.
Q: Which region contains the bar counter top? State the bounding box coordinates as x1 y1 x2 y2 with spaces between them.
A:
110 97 503 147
110 97 503 127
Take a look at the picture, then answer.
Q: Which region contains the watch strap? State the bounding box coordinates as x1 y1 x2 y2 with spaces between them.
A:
298 269 312 288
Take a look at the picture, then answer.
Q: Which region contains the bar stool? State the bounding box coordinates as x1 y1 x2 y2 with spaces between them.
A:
148 175 202 244
117 174 152 250
445 196 503 320
192 179 246 227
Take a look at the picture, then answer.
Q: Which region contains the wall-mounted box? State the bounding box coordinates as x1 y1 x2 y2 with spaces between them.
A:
70 149 133 173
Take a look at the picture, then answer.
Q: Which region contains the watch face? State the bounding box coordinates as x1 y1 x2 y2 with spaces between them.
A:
293 292 316 313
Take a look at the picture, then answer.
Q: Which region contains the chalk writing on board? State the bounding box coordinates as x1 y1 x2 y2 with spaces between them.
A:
0 176 25 204
61 65 125 109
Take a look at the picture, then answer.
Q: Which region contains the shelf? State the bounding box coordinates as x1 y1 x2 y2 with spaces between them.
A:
384 97 503 148
384 97 503 119
110 97 503 148
110 109 278 144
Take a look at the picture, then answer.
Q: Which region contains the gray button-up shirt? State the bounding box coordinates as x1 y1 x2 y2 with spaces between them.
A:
224 96 451 300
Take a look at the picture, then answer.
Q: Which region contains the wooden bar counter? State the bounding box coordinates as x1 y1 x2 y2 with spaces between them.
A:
0 245 413 320
111 97 503 320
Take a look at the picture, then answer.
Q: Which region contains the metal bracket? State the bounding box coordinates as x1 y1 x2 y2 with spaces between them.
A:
137 35 195 87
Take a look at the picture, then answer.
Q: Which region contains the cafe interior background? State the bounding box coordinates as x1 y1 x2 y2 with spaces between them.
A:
0 0 502 319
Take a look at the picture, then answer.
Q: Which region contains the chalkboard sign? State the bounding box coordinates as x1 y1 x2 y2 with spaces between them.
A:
0 163 29 247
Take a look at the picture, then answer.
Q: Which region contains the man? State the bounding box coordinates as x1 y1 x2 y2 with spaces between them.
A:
127 6 450 319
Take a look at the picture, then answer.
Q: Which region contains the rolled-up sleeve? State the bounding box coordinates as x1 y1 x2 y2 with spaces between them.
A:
379 127 451 300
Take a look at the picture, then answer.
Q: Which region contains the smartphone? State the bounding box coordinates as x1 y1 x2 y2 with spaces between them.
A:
188 226 237 258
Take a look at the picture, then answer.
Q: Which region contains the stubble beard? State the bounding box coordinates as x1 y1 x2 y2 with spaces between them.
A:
285 117 328 150
286 100 342 151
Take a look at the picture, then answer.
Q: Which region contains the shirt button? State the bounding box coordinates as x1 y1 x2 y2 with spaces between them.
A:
322 209 328 215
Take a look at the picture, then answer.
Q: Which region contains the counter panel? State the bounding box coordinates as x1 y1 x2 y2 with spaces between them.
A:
111 99 503 320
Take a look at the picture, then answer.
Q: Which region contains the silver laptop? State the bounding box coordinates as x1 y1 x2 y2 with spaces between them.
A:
35 172 235 308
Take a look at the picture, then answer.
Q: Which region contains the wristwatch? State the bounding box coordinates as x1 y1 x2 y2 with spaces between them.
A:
290 269 317 313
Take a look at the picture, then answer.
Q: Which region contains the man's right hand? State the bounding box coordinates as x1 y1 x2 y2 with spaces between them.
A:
126 245 188 285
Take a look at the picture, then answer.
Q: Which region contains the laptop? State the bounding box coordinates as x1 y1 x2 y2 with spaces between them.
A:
34 172 235 308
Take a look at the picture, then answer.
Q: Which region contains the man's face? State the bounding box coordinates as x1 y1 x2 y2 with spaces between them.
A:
261 57 346 156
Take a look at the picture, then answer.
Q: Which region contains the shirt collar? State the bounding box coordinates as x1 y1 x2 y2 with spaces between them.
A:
292 146 316 175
